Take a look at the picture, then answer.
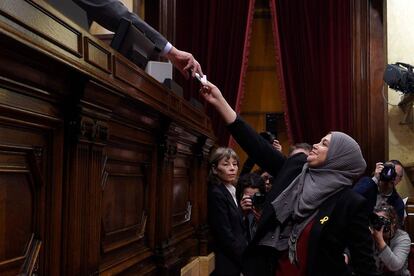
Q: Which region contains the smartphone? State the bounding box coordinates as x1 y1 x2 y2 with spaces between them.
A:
265 113 278 139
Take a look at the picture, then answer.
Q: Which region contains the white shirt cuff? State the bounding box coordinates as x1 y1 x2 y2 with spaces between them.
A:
372 176 379 184
161 42 173 56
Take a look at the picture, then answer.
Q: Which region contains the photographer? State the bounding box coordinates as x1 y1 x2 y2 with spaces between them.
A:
370 203 410 275
353 160 405 225
238 173 266 242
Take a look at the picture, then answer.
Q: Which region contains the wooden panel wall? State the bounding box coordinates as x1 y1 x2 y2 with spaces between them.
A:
351 0 387 174
0 1 214 275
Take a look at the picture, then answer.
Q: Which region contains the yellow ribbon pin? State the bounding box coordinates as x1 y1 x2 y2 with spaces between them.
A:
320 216 329 224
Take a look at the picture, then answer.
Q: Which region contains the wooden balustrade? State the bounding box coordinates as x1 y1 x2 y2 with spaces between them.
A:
0 1 214 275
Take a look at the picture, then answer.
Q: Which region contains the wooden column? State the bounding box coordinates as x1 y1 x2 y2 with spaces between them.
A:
145 0 176 44
351 0 387 173
61 92 110 275
155 122 179 274
193 137 214 256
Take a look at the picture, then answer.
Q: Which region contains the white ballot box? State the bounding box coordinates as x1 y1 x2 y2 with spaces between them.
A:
145 61 173 83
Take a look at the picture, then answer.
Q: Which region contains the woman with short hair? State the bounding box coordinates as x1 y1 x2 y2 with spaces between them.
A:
371 203 411 275
207 147 247 276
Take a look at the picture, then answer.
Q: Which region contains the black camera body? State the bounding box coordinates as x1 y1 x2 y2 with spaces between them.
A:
379 163 397 182
384 62 414 94
369 213 391 232
251 192 266 208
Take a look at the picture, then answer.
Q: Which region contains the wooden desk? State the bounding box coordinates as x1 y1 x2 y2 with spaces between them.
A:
0 1 214 275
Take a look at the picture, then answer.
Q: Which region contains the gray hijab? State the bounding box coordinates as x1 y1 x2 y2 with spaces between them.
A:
272 131 367 263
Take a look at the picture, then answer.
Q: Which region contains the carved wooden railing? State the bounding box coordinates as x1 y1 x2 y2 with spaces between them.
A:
0 1 214 275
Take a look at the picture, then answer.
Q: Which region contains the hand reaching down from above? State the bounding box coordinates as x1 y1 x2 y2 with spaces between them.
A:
166 47 203 79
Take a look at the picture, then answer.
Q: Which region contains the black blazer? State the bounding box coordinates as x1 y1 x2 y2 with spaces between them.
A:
227 116 379 276
208 182 247 275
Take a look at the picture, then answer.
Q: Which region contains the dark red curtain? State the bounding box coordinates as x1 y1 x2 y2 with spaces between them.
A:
270 0 352 145
175 1 253 146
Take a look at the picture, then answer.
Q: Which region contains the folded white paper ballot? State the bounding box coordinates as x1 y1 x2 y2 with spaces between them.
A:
195 73 208 85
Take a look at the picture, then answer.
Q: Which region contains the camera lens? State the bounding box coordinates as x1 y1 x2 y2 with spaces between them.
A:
380 164 396 182
369 213 391 232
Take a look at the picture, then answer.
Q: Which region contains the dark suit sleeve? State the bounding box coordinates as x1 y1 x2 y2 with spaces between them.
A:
346 196 380 275
227 116 285 177
353 177 376 195
208 187 247 265
73 0 168 52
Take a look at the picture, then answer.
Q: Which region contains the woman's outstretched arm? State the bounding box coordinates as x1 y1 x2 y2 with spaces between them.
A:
200 82 237 124
199 82 285 177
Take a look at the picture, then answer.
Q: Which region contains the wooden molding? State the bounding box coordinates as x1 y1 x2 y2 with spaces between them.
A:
351 0 386 173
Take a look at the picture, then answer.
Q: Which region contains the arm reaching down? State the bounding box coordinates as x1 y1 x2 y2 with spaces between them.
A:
166 47 203 79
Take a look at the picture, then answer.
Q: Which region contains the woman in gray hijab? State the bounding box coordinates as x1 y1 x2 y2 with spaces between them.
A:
200 82 379 276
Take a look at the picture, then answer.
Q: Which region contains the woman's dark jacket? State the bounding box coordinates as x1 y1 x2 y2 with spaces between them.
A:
207 181 248 275
227 116 379 276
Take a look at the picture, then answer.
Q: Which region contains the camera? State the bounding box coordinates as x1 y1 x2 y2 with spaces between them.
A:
251 192 266 208
383 62 414 94
369 213 391 232
379 163 397 182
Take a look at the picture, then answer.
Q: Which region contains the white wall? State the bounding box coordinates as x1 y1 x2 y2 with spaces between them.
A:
387 0 414 197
